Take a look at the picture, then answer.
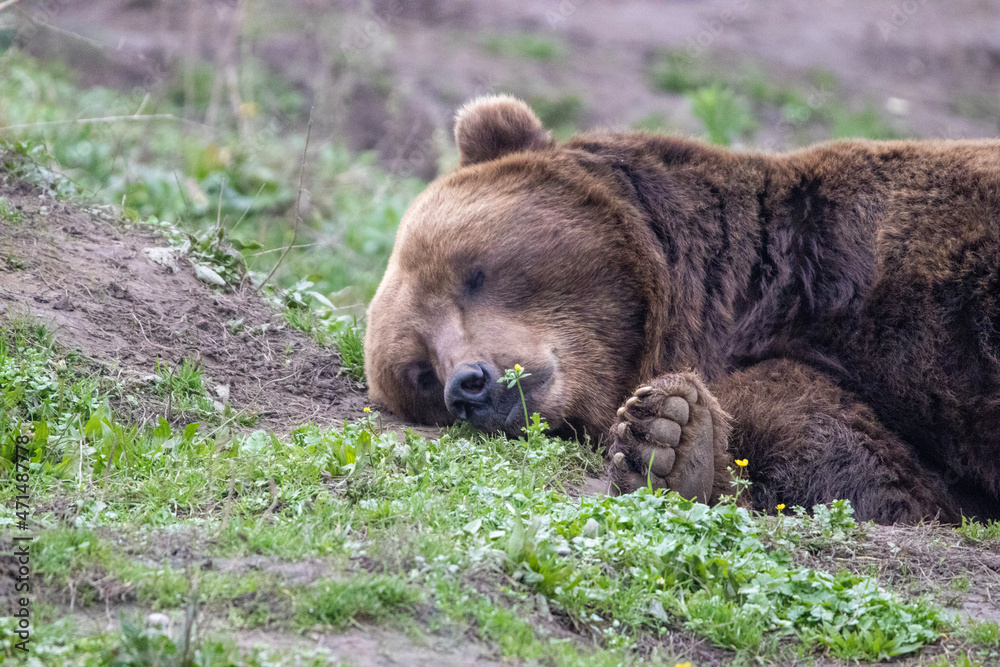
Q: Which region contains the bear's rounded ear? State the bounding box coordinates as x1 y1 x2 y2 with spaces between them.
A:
454 95 554 167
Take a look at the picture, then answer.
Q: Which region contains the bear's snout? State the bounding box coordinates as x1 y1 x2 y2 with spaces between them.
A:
445 362 495 422
444 360 544 434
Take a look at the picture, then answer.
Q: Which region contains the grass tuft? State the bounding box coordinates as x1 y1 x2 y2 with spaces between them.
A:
297 576 421 628
481 32 566 61
687 85 757 146
958 515 1000 544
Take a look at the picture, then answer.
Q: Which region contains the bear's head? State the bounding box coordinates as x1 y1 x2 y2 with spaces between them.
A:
364 95 671 438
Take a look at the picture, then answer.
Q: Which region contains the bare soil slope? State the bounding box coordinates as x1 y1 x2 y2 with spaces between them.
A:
0 174 366 434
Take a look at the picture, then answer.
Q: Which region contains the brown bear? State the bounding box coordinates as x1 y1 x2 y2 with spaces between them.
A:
364 95 1000 525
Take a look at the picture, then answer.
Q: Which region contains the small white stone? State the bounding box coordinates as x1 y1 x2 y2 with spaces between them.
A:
145 612 171 629
215 385 230 402
194 264 226 286
885 97 910 116
143 247 180 272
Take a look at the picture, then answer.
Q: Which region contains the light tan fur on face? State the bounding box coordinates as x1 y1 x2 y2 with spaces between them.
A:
365 146 666 435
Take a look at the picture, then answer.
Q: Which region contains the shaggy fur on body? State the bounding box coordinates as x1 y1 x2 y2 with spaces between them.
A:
365 95 1000 525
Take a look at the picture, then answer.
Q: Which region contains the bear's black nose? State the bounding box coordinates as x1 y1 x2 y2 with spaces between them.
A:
445 362 493 421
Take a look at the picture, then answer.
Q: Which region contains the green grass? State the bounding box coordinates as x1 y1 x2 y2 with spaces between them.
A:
958 516 1000 543
153 357 216 419
647 50 904 146
0 195 22 223
481 32 567 61
296 576 421 628
530 93 585 139
0 615 337 666
955 619 1000 648
950 93 1000 128
687 85 757 146
331 319 366 382
0 322 959 664
281 278 367 381
649 50 714 95
938 654 991 667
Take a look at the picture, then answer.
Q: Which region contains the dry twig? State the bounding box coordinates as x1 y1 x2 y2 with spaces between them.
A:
217 460 236 536
257 107 313 293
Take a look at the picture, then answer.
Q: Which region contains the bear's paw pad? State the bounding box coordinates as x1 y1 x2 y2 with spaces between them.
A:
609 374 715 502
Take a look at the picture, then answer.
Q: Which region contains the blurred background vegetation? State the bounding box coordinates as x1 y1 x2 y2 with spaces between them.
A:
0 0 998 311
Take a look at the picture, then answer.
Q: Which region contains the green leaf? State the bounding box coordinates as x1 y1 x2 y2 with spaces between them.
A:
182 422 200 442
32 419 49 447
4 385 24 409
229 238 263 252
506 514 526 562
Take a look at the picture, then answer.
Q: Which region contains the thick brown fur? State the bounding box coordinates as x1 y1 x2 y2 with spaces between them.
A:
365 95 1000 525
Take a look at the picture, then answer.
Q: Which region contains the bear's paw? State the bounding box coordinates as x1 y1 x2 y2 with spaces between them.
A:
609 373 722 503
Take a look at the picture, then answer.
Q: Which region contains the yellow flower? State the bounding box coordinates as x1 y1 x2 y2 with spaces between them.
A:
238 101 258 118
674 662 691 667
735 458 748 467
514 364 522 372
363 406 371 413
776 503 785 511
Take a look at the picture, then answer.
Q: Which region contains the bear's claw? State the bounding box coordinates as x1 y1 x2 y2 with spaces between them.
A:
608 373 722 503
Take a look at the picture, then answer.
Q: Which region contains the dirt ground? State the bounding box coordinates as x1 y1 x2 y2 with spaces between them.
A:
0 173 367 434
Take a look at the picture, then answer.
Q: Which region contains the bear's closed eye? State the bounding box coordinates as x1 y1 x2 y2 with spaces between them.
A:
464 267 485 295
407 363 439 391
